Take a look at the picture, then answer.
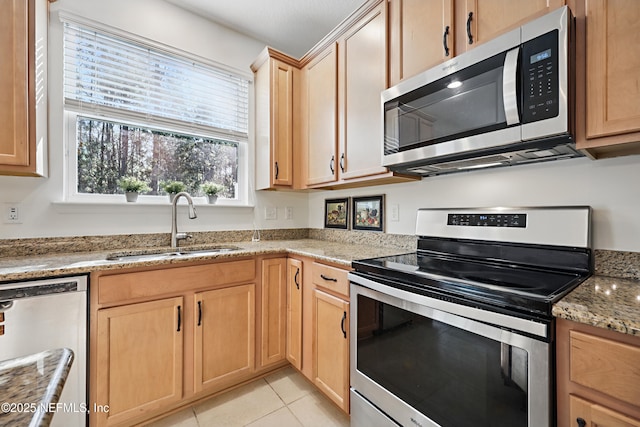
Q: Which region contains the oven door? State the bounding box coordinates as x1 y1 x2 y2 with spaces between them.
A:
350 276 552 427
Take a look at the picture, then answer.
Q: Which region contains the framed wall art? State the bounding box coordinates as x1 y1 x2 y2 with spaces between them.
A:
324 198 349 229
352 195 384 232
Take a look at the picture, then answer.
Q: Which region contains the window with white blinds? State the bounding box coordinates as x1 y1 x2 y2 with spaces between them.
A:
61 18 250 203
63 21 249 137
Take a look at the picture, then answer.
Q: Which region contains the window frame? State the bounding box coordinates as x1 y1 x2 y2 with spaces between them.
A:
60 13 253 207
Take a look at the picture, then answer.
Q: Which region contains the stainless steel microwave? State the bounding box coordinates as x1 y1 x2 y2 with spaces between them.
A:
382 6 581 176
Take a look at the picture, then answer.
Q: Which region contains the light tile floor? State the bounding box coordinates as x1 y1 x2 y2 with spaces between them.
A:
146 367 350 427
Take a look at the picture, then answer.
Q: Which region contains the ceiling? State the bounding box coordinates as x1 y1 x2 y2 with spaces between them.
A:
165 0 367 58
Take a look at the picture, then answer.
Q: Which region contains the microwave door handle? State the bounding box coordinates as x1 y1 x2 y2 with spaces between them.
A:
503 47 520 125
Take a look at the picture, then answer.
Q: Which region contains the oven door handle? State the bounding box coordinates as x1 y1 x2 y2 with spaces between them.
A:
503 47 520 126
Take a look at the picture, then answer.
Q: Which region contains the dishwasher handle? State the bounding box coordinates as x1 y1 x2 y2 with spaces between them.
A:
0 279 85 302
0 300 13 310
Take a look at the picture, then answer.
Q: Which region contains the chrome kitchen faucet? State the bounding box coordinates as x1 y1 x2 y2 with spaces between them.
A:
171 192 197 248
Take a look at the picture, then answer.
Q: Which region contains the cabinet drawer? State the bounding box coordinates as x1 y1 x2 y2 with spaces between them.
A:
312 262 349 298
98 259 256 305
570 330 640 407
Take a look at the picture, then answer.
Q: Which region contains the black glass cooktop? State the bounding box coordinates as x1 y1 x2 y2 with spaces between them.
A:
352 251 590 317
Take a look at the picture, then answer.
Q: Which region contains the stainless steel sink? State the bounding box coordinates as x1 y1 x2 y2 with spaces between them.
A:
106 245 241 262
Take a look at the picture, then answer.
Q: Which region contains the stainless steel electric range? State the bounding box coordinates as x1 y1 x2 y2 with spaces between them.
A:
349 207 592 427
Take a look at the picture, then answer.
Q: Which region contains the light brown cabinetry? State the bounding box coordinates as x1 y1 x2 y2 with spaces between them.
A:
260 258 287 368
95 297 184 426
194 284 255 392
286 258 303 370
305 43 339 186
389 0 563 84
90 258 287 427
556 318 640 427
574 0 640 158
252 48 298 189
312 288 350 413
0 0 47 176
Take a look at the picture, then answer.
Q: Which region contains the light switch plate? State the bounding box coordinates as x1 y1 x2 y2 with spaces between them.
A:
265 207 277 220
390 204 399 222
285 207 293 220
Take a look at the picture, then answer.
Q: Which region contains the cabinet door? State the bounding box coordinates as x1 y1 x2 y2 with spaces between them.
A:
338 2 389 181
286 258 303 370
306 43 338 186
313 289 349 413
585 0 640 139
271 59 294 186
460 0 564 53
95 297 183 426
261 258 287 368
0 0 30 169
570 395 640 427
194 284 255 393
389 0 454 84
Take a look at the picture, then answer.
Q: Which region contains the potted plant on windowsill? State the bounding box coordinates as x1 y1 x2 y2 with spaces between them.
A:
201 182 224 204
118 176 151 202
160 180 187 202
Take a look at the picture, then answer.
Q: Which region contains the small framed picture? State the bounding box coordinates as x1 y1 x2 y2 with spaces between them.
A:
324 198 349 229
352 195 384 232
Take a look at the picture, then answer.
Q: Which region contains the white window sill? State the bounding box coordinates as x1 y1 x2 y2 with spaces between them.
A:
52 199 254 213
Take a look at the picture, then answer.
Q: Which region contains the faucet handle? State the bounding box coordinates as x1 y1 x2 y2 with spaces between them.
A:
175 232 192 242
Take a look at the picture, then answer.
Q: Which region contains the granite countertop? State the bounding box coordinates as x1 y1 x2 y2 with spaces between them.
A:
0 348 74 427
552 275 640 337
0 239 409 283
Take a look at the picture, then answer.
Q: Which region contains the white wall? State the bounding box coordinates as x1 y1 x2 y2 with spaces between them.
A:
308 155 640 252
0 0 308 239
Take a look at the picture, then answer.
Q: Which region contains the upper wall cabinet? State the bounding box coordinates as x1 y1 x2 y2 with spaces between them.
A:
304 43 339 186
302 1 418 189
0 0 47 177
389 0 564 85
574 0 640 158
252 48 299 190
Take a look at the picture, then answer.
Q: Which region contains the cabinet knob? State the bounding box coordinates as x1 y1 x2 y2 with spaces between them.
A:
467 12 474 45
576 418 586 427
443 25 450 57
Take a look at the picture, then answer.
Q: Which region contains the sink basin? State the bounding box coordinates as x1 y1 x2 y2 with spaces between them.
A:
106 246 241 262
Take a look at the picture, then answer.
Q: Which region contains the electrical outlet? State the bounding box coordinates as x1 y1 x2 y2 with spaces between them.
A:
4 205 21 224
390 204 400 222
285 207 293 220
265 207 277 220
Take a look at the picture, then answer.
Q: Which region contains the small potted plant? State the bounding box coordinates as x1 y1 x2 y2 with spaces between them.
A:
118 176 151 202
160 180 187 202
201 182 224 204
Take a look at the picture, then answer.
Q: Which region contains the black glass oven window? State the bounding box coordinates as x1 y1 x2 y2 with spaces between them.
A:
357 295 528 427
384 52 509 155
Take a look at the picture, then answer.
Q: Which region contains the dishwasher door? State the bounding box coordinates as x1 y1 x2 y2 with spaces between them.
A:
0 276 88 427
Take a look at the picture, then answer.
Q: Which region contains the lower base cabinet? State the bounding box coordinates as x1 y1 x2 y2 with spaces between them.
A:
95 297 184 426
90 258 289 427
194 284 256 392
312 288 349 412
556 318 640 427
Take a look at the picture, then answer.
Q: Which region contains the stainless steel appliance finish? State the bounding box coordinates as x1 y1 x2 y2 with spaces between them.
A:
0 276 88 427
349 206 592 427
382 6 579 176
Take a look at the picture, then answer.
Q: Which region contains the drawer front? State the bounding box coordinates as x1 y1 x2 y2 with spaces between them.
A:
312 262 349 298
98 259 256 305
570 330 640 407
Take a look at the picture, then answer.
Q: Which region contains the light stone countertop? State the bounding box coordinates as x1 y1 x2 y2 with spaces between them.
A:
552 275 640 337
0 239 409 283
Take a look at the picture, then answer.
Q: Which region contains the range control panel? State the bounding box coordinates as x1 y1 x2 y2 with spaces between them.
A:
521 30 559 124
447 213 527 228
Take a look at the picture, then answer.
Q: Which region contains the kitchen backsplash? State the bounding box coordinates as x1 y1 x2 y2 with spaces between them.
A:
0 230 638 281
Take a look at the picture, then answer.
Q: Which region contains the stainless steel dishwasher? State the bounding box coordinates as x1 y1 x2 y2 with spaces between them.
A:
0 275 87 427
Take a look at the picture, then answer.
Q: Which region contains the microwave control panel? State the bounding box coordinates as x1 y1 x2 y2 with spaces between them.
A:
521 30 559 124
